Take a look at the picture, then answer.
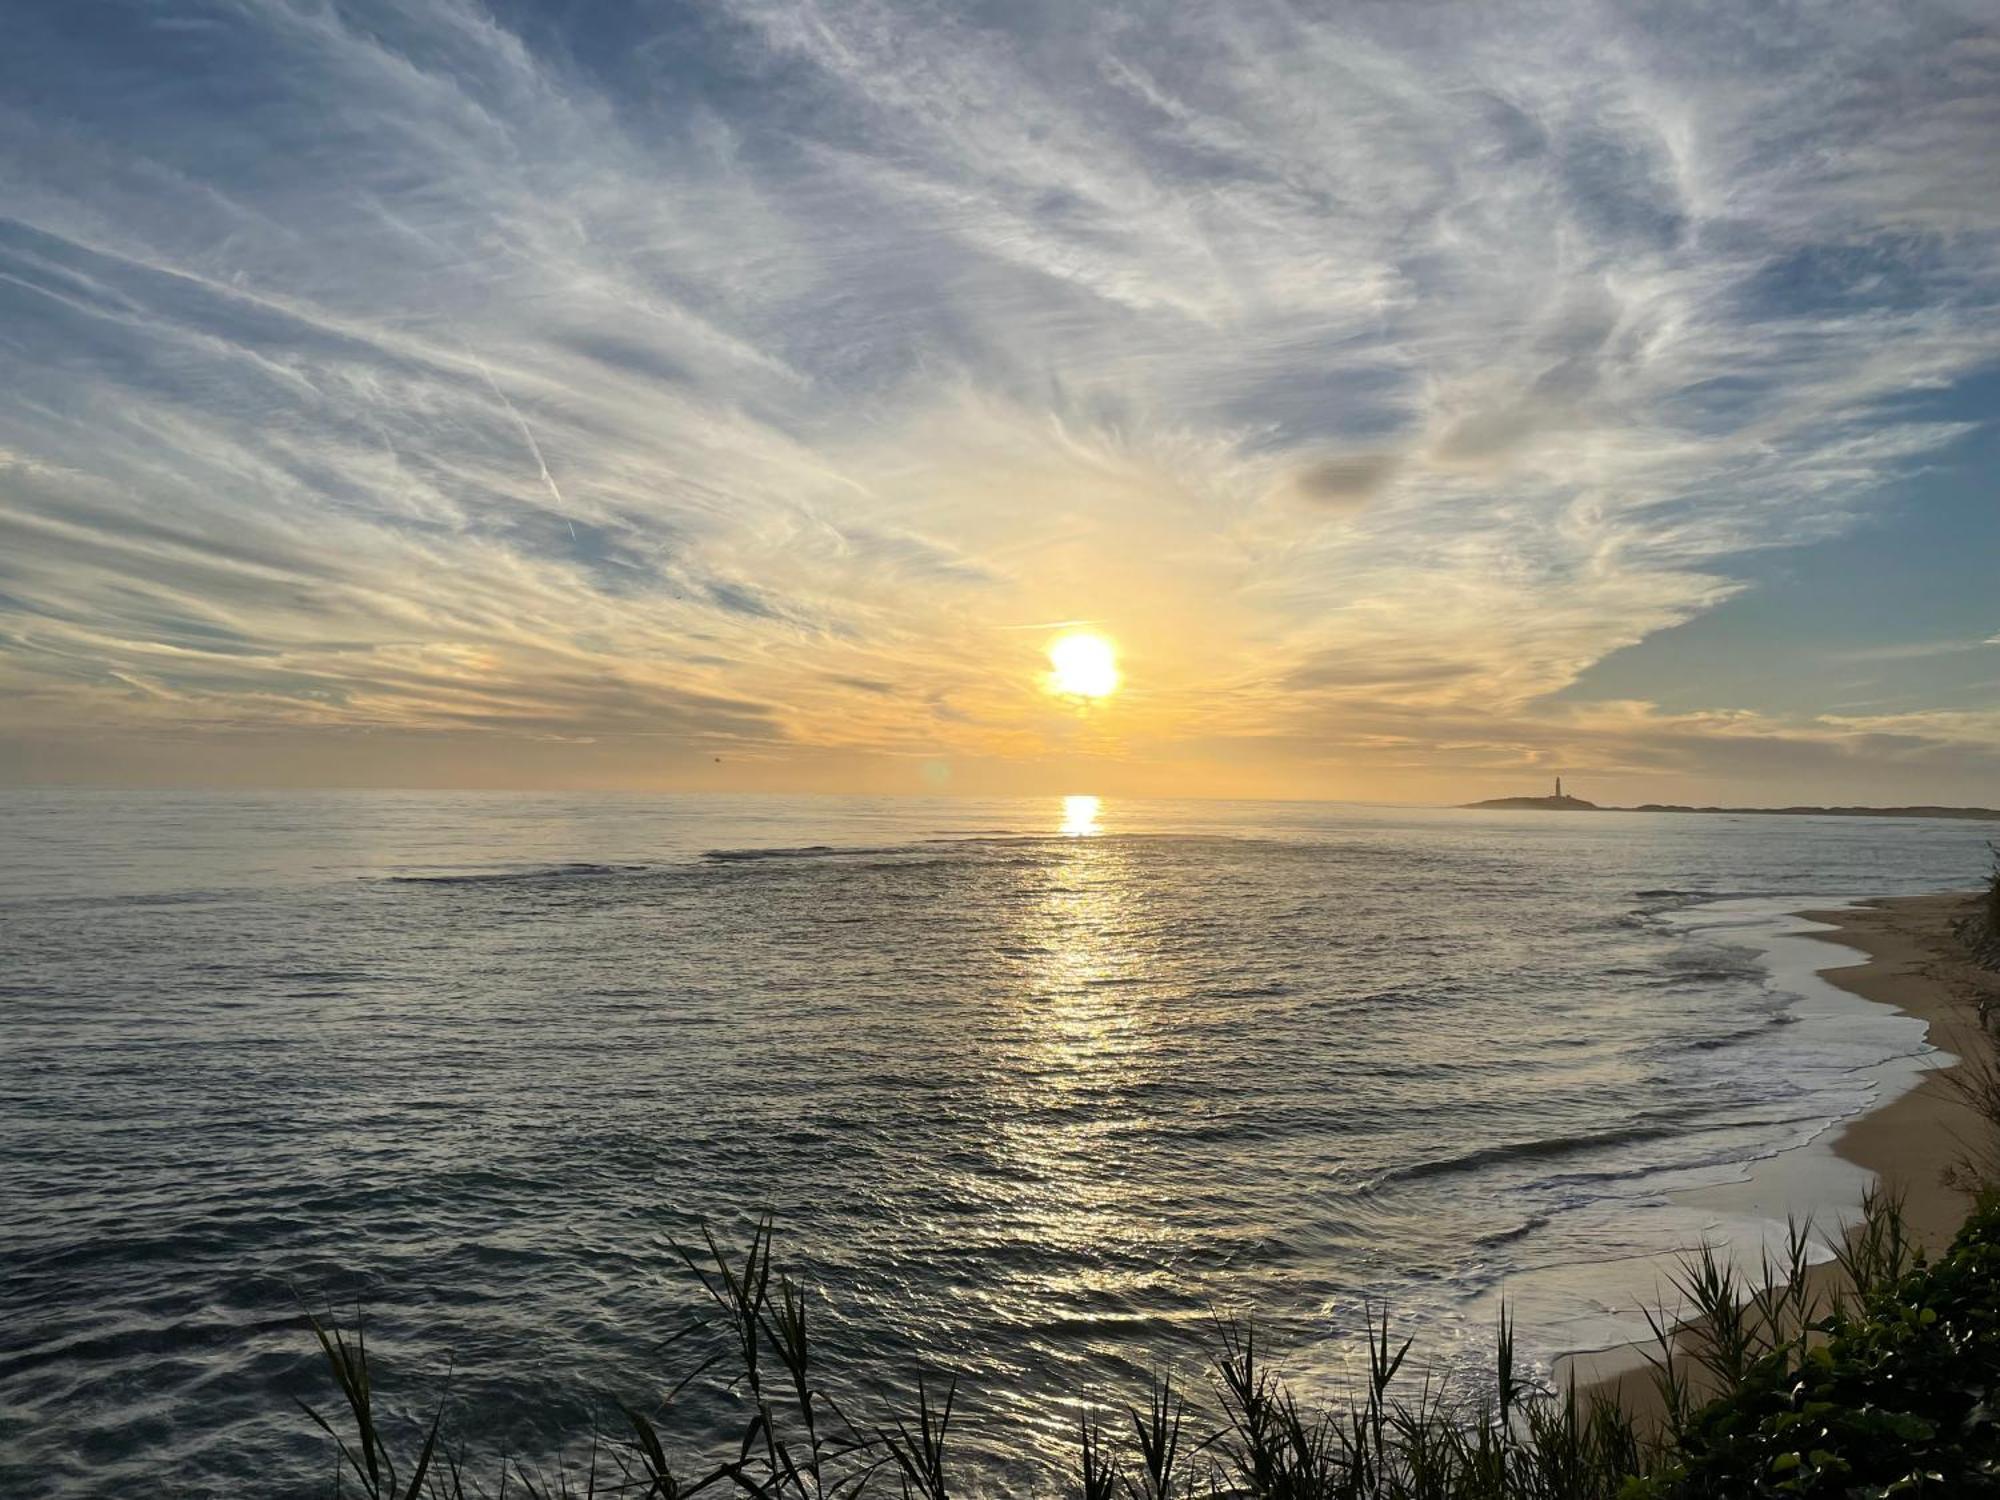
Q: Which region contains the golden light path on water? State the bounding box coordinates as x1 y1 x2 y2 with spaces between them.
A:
979 794 1221 1450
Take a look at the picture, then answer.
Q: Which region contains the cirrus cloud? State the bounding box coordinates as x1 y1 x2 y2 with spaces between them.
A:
0 0 1996 799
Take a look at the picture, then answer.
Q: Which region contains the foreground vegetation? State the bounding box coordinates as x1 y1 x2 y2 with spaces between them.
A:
303 1191 2000 1499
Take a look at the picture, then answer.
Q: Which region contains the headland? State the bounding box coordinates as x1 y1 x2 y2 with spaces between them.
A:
1462 793 2000 821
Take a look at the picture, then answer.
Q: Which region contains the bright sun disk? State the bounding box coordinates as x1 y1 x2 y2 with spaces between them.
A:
1048 632 1120 699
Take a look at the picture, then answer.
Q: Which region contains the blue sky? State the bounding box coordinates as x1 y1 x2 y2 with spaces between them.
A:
0 0 1995 800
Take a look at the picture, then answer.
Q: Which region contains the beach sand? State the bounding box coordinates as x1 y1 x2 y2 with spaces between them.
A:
1558 888 2000 1417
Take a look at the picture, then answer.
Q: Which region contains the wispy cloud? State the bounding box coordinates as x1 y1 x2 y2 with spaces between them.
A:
0 0 1996 795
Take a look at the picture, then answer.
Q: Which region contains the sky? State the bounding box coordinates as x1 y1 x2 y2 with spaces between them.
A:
1 0 1996 804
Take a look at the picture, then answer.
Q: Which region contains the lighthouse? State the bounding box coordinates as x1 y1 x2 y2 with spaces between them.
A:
1556 776 1563 799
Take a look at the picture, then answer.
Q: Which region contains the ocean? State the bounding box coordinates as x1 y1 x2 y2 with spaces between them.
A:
0 791 1988 1496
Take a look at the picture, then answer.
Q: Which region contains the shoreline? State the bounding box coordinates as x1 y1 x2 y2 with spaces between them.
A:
1556 888 1998 1409
1799 892 1994 1244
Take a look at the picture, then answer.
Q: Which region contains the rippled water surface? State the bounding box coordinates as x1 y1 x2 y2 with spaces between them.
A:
0 792 1989 1496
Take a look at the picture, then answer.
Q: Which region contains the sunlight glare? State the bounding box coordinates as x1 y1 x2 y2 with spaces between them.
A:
1047 632 1120 699
1060 794 1102 837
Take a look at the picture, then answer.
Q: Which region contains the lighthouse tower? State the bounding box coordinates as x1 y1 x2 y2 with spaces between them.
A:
1556 776 1563 800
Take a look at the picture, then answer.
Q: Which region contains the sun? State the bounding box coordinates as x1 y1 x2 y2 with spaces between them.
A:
1047 631 1120 699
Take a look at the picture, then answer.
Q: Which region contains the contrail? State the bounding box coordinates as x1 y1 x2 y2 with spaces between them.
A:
476 357 575 540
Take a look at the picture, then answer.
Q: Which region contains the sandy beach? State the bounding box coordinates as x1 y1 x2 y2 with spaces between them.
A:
1560 887 2000 1415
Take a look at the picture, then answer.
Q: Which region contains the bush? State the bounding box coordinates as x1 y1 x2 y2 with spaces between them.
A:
1631 1194 2000 1499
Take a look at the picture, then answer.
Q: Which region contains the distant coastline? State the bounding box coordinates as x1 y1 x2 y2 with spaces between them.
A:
1462 794 2000 821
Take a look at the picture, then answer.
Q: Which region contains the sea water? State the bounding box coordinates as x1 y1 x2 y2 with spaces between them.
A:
0 792 1988 1496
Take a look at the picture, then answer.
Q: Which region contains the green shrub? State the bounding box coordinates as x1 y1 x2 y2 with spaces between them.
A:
1628 1194 2000 1499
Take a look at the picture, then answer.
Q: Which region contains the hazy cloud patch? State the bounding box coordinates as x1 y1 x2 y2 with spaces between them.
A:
1289 452 1404 509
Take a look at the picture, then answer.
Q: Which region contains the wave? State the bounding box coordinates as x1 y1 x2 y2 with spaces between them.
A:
1304 981 1466 1016
1473 1213 1552 1248
1674 1013 1800 1053
702 830 1221 863
386 862 649 884
0 1312 304 1382
702 840 1079 868
1667 964 1766 984
1382 1122 1684 1186
1630 888 1771 907
704 843 909 862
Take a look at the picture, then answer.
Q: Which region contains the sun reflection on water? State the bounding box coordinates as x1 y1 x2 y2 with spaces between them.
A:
988 797 1198 1327
1059 794 1102 837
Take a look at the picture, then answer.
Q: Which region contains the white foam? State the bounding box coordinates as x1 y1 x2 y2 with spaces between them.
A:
1489 897 1949 1371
